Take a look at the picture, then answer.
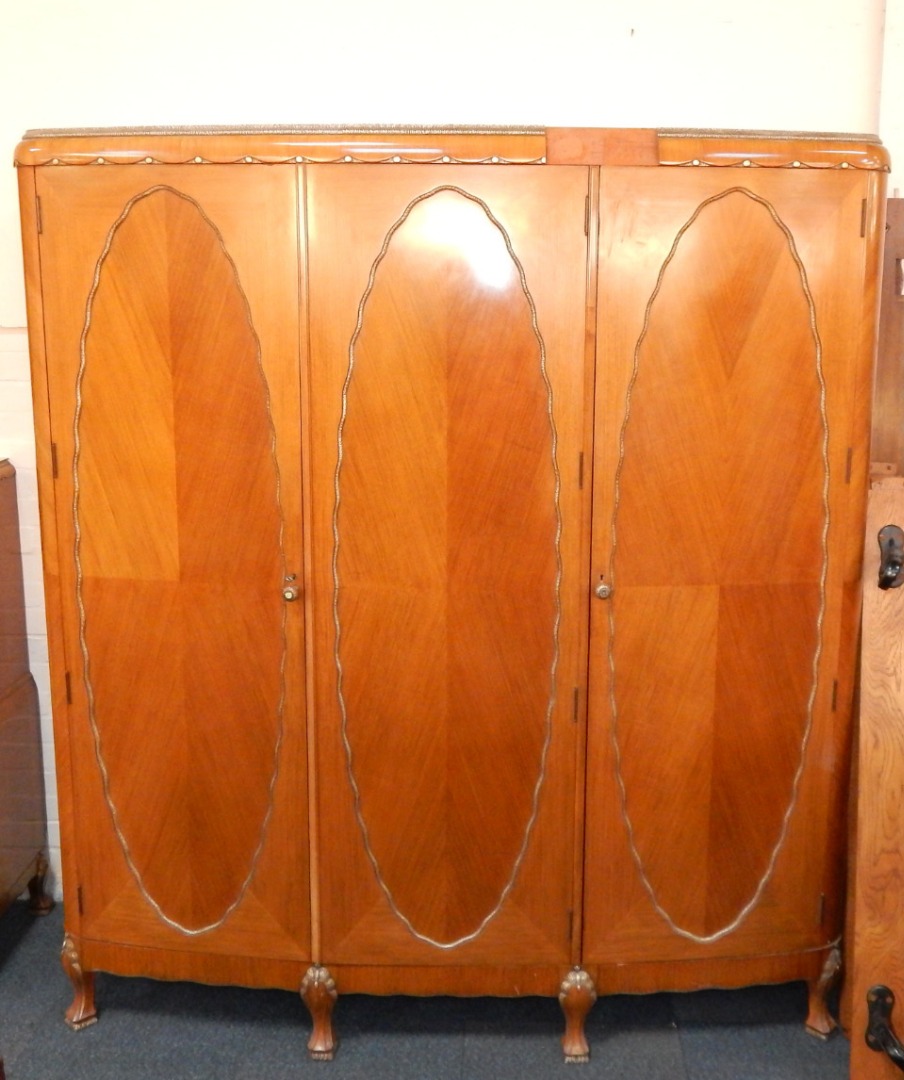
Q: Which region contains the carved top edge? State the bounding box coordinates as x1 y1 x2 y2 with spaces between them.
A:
656 130 889 171
13 126 890 170
659 127 883 142
21 123 547 137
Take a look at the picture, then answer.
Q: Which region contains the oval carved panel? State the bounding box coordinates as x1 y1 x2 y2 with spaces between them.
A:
609 188 826 941
334 187 559 948
75 187 285 934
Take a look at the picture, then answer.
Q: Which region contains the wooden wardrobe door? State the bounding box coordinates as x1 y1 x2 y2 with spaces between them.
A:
584 166 876 971
34 165 310 966
305 165 591 968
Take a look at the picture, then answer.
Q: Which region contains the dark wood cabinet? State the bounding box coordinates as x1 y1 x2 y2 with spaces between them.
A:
0 460 51 917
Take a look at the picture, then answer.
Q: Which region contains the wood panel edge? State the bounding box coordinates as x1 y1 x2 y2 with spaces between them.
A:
14 129 548 167
16 127 889 170
657 130 890 171
546 128 659 166
16 165 80 926
849 477 904 1077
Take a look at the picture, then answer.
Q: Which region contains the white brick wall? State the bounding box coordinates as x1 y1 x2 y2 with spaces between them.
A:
0 326 60 898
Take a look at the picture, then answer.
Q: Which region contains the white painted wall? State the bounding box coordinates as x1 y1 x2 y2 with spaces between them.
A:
0 0 895 898
883 0 904 196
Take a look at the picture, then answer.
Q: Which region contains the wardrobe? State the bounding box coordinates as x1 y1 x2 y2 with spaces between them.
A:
15 126 887 1060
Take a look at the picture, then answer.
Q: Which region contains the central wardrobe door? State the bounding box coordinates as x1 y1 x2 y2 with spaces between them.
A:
307 165 590 966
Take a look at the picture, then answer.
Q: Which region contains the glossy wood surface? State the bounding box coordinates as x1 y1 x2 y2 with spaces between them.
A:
15 128 889 171
33 165 310 960
655 131 889 171
15 130 887 1045
585 165 879 967
306 164 591 966
75 186 287 932
871 200 904 475
14 128 546 167
611 185 823 940
850 478 904 1079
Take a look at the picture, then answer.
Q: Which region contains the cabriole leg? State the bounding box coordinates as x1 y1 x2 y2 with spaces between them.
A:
61 934 97 1030
805 943 841 1039
560 967 597 1063
301 965 337 1061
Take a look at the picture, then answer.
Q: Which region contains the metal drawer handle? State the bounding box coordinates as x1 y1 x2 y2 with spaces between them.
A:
878 525 904 590
867 985 904 1071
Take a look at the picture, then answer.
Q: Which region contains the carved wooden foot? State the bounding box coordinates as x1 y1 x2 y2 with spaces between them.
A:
61 935 97 1030
805 943 841 1039
560 967 597 1063
27 853 54 915
301 965 337 1060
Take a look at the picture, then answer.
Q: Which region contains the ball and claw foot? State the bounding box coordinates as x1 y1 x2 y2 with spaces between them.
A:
301 965 337 1061
560 967 597 1063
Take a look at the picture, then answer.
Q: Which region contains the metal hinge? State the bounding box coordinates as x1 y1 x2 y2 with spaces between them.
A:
845 447 853 484
578 452 584 490
832 680 838 712
65 671 72 704
818 892 826 925
36 195 43 235
584 195 590 237
51 442 59 479
861 198 868 238
77 885 84 915
572 687 580 723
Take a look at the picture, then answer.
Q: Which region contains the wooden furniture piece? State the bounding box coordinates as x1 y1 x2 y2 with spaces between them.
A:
849 478 904 1078
870 199 904 478
0 459 51 919
847 197 904 1079
14 126 888 1061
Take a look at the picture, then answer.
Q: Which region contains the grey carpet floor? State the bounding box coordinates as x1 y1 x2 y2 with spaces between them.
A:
0 903 851 1079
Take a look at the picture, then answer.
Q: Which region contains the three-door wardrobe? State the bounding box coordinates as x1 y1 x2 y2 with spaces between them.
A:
14 125 888 1060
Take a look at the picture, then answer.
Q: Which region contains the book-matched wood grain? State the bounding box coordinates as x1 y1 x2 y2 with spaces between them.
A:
871 200 904 476
585 166 877 970
33 165 310 963
15 130 887 1028
305 165 592 966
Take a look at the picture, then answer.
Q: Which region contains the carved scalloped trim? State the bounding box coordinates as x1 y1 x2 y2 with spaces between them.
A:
16 153 547 167
657 130 889 171
15 126 888 170
14 127 548 167
671 157 886 171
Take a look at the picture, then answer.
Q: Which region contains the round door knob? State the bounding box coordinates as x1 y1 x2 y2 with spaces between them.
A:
282 584 300 602
594 581 612 600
